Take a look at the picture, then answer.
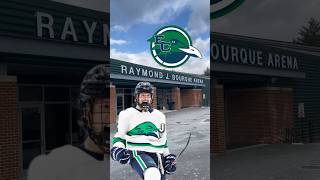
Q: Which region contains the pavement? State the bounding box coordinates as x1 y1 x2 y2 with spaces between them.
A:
110 107 210 180
212 143 320 180
110 107 320 180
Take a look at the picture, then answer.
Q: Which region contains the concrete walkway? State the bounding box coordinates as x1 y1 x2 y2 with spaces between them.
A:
212 143 320 180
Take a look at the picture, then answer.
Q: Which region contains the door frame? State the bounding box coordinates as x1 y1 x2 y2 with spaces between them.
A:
18 102 45 174
116 93 124 115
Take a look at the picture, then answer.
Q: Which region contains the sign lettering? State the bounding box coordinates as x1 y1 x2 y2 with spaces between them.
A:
36 11 109 46
120 64 204 85
211 42 300 71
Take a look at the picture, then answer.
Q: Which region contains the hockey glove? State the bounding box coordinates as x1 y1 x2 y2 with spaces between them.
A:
164 154 177 174
111 147 131 164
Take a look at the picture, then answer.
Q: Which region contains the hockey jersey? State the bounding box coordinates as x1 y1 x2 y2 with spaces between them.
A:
27 145 109 180
112 107 169 155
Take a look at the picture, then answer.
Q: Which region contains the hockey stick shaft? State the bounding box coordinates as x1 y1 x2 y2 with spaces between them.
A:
176 131 191 160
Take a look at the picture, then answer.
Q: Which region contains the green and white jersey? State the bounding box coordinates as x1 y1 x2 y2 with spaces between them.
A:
112 107 169 155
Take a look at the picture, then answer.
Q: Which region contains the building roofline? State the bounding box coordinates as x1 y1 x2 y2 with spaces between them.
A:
211 32 320 56
38 0 109 17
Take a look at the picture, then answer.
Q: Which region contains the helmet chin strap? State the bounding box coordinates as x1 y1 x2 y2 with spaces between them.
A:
136 102 150 112
141 102 150 110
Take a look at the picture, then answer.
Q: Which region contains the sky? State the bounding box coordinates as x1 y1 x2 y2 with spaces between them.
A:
212 0 320 42
51 0 210 75
110 0 210 74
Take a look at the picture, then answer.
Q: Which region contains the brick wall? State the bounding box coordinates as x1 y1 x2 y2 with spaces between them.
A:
211 84 226 154
109 85 116 124
180 89 203 108
226 87 293 147
171 87 181 110
0 76 19 180
152 87 157 109
268 88 293 143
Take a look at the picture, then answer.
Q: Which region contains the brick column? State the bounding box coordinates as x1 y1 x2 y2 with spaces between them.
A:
109 85 116 124
171 87 181 110
152 87 157 109
0 76 19 180
212 84 226 154
180 89 203 108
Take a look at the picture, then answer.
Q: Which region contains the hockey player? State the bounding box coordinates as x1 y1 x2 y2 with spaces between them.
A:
111 82 177 180
28 64 109 180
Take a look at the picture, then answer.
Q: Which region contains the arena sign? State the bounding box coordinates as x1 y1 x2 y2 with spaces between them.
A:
211 42 300 71
120 64 204 84
36 11 109 46
110 59 205 86
211 0 245 19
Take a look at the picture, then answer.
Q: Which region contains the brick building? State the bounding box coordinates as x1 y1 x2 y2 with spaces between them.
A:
109 59 210 124
0 1 209 178
211 33 320 153
0 1 108 179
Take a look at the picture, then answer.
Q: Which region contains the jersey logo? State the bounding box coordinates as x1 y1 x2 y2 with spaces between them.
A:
159 123 165 133
127 122 163 139
148 25 202 68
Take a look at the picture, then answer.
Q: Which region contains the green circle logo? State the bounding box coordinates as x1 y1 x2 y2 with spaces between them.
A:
211 0 245 19
148 26 202 68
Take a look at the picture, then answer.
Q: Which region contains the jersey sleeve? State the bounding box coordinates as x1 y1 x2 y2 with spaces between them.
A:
112 110 128 148
161 112 170 156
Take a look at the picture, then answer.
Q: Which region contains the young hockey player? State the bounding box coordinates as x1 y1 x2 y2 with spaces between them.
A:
111 82 177 180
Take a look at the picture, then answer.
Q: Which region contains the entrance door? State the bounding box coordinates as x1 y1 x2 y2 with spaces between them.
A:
157 89 172 110
117 94 124 115
45 103 70 153
19 104 44 170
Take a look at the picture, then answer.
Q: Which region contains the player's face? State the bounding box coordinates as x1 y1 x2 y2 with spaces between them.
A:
138 92 152 104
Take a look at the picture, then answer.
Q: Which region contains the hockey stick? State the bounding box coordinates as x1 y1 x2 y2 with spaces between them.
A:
167 132 192 180
176 131 192 161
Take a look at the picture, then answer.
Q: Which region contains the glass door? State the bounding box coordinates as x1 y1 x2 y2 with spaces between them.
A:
19 104 44 170
116 94 124 115
45 103 70 153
